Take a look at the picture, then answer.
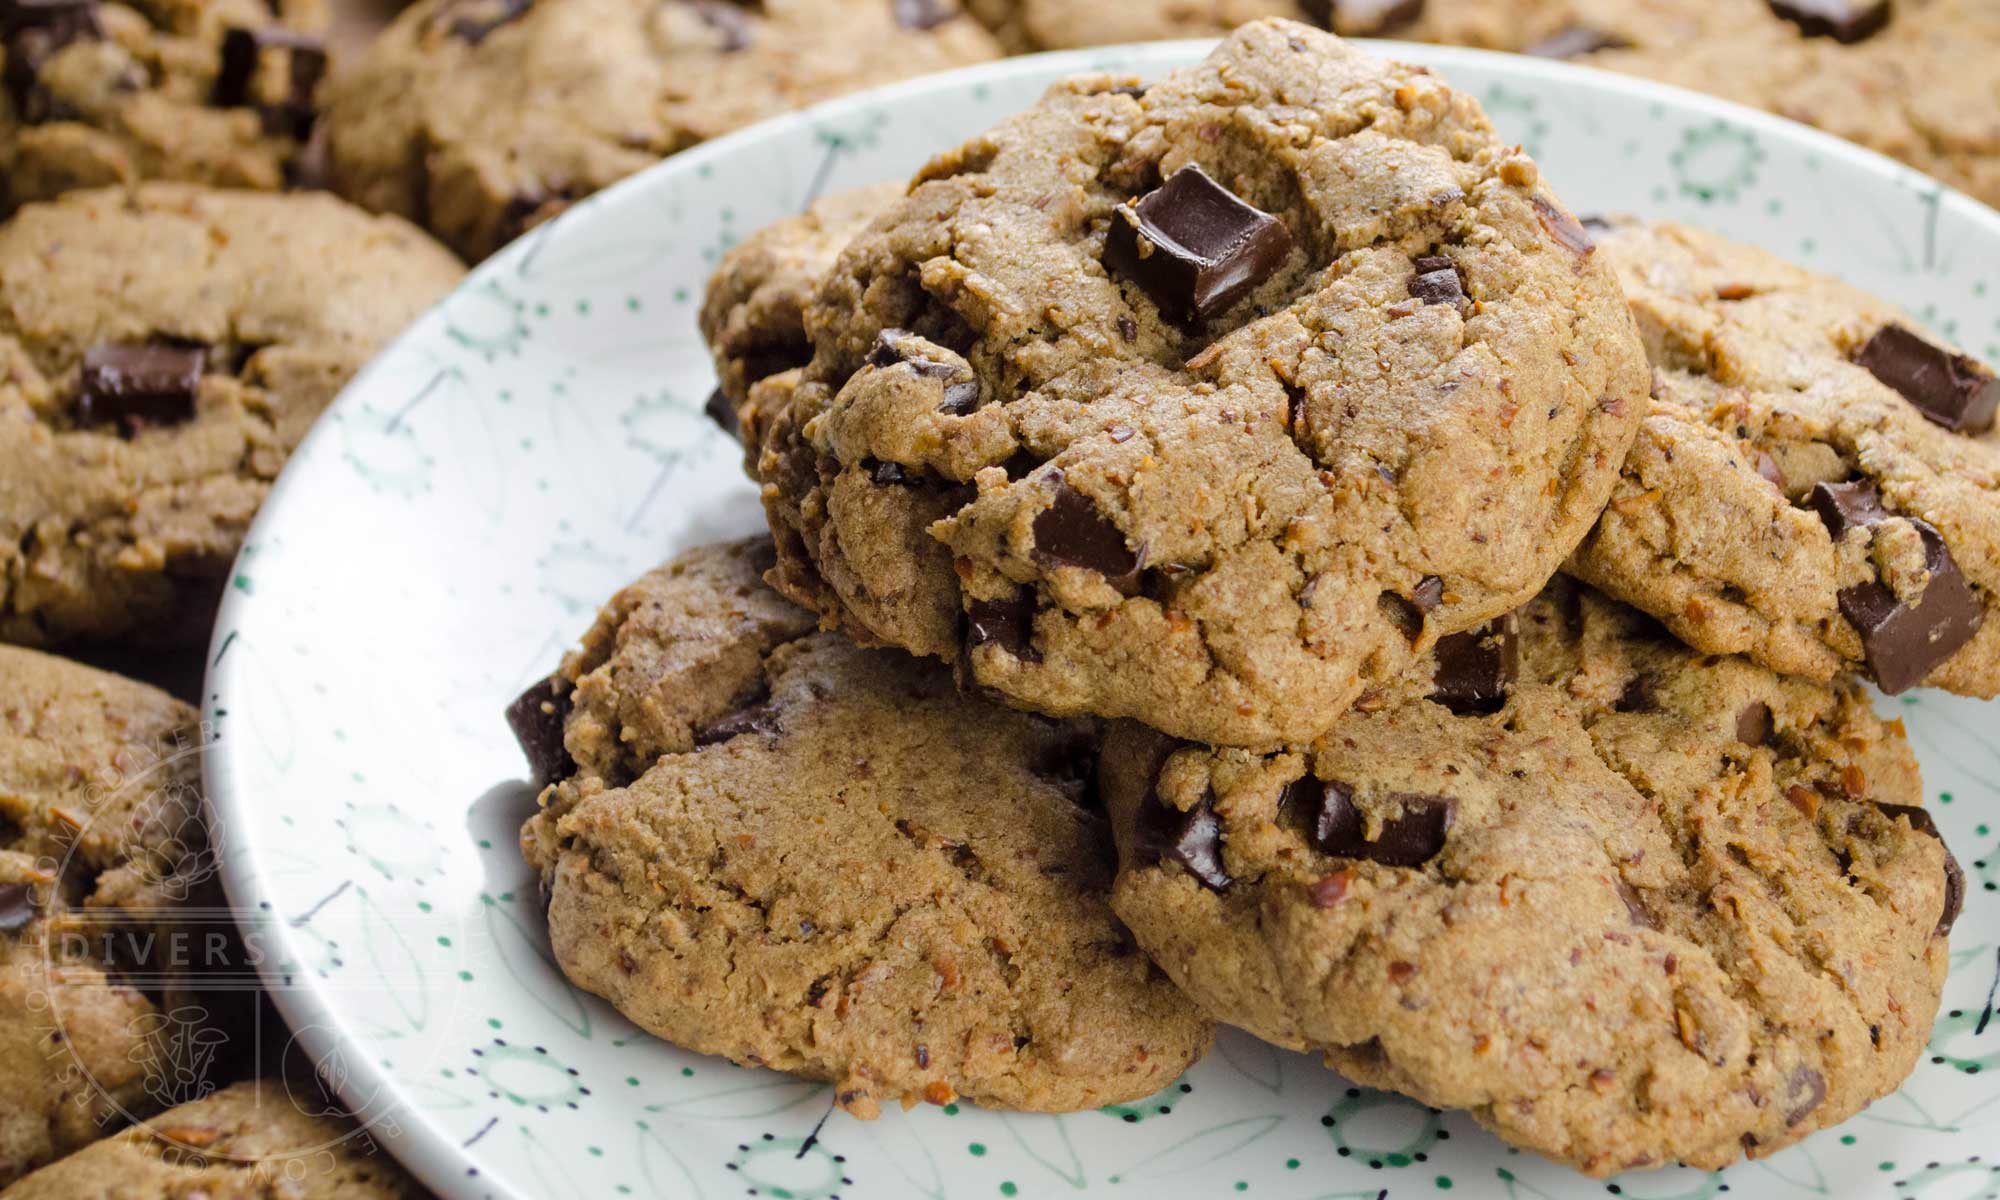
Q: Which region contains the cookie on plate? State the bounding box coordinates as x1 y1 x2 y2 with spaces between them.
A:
1570 218 1997 697
966 0 2000 211
0 647 222 1186
763 19 1647 748
0 1078 427 1198
513 538 1212 1119
700 181 903 472
323 0 1002 261
1103 579 1955 1175
0 184 463 649
0 0 330 211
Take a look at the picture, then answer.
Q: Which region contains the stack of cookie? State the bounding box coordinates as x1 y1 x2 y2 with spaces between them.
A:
514 19 1990 1177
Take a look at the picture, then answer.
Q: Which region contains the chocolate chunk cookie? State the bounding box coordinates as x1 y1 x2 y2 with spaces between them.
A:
1 1078 427 1197
700 181 903 473
515 538 1212 1118
967 0 2000 211
1103 579 1953 1176
0 647 221 1186
323 0 1001 262
1570 218 1997 697
0 184 463 648
764 20 1647 748
0 0 330 211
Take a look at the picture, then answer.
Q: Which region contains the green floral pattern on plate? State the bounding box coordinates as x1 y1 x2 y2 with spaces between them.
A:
205 41 2000 1200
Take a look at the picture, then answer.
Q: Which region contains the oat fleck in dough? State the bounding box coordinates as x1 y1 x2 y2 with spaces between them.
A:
965 0 2000 211
1 1079 427 1197
763 20 1648 749
323 0 1002 261
700 181 906 474
1104 580 1954 1176
0 647 221 1186
0 184 464 648
0 0 330 211
515 538 1212 1118
1571 218 1998 698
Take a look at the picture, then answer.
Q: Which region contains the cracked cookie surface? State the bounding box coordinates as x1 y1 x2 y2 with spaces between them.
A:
324 0 1000 262
966 0 2000 211
0 184 463 648
514 538 1212 1119
1570 218 1998 698
764 19 1647 749
1103 579 1954 1176
2 1078 426 1197
0 647 220 1186
0 0 330 211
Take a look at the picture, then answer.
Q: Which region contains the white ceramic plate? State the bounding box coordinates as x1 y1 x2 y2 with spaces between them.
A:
206 41 2000 1200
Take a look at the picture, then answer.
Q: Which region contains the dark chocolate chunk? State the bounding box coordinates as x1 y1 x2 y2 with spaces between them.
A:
1429 616 1517 715
1767 0 1891 43
0 883 37 934
1409 574 1445 612
1525 25 1630 57
938 380 980 416
76 343 204 435
1755 452 1787 493
1299 0 1425 34
868 459 910 486
1875 802 1964 936
437 0 531 44
1409 256 1464 307
1782 1064 1826 1126
1836 520 1983 695
1103 164 1293 325
1807 478 1890 541
1614 672 1659 714
688 0 751 49
869 327 959 379
1032 482 1140 590
891 0 954 29
693 700 780 745
1533 196 1596 256
1379 591 1424 640
1616 880 1657 929
214 27 327 140
504 679 574 786
966 591 1039 662
1137 787 1231 892
1736 701 1773 747
2 0 101 123
704 388 740 439
1853 323 1999 434
1293 779 1453 869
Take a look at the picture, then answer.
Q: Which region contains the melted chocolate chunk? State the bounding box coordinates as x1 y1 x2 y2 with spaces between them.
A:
1429 616 1517 715
1533 196 1596 256
1736 701 1773 747
1103 164 1293 325
0 883 37 934
76 343 204 435
704 388 740 439
966 591 1039 661
1409 256 1464 307
1875 802 1964 936
891 0 954 29
1137 787 1231 892
504 679 574 786
214 27 327 140
1614 672 1659 714
688 0 751 49
1782 1064 1826 1126
1854 323 1999 434
1525 25 1630 57
437 0 531 44
1836 520 1983 695
1807 478 1890 541
1292 779 1453 868
1299 0 1425 34
1767 0 1891 43
1032 482 1140 590
693 700 780 745
2 0 101 123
